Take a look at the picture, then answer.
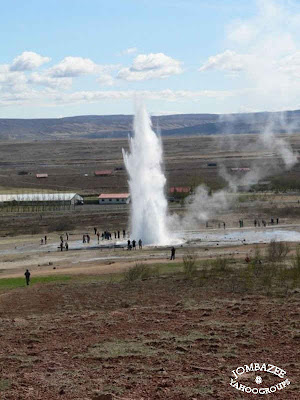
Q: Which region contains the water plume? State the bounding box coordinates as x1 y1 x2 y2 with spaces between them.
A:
122 103 171 245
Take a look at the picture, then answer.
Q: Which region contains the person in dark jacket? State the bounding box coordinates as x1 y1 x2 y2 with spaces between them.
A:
170 247 176 260
24 269 31 286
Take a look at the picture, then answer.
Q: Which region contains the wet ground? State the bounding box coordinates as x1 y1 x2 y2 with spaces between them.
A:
1 225 300 275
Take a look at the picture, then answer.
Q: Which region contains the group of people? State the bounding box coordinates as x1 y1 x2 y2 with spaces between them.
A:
206 218 281 229
59 233 69 251
206 221 226 229
239 218 280 228
40 235 47 245
96 229 126 241
254 219 266 227
127 239 142 250
55 228 129 250
82 234 91 243
54 228 179 260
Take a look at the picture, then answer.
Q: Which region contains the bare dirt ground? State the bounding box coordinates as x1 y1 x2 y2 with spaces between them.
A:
0 134 299 195
0 134 300 399
0 276 299 399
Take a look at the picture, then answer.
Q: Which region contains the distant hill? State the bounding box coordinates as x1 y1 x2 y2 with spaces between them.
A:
0 110 300 140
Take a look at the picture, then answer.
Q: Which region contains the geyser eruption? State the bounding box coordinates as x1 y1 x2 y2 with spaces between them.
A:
122 104 170 245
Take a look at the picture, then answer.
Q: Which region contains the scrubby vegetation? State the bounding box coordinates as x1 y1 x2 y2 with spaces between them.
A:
120 241 299 297
183 253 197 278
123 263 160 282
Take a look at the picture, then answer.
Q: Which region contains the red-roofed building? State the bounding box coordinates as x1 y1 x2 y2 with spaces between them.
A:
98 193 130 204
94 170 113 176
36 174 48 179
169 186 191 194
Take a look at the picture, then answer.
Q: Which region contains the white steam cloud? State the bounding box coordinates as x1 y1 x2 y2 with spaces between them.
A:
198 0 299 195
182 186 231 227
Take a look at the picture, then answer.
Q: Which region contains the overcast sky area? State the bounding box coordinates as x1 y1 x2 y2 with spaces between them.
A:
1 0 300 118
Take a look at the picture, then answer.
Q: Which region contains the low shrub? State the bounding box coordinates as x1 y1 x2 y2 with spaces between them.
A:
123 263 159 282
266 240 290 262
211 257 230 273
183 253 197 278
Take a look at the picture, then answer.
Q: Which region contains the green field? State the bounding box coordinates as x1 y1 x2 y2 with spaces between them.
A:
0 275 72 290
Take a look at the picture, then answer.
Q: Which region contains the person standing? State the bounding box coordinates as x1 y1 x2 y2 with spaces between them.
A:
138 239 142 249
170 247 176 260
24 269 31 286
94 227 97 235
132 240 136 250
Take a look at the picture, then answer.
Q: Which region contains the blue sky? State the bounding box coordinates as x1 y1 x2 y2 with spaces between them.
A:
0 0 300 118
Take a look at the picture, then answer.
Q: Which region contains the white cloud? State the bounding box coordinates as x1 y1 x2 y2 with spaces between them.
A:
0 87 233 107
199 0 300 112
10 51 50 71
28 72 72 90
278 51 300 78
54 88 232 105
117 53 183 81
122 47 138 55
97 73 115 86
0 88 43 107
0 65 28 93
199 50 250 72
47 57 120 88
48 56 99 77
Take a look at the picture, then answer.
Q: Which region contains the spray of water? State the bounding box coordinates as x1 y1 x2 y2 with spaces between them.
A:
122 103 171 245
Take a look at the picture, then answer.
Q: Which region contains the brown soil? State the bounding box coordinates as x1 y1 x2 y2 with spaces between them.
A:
0 277 299 399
